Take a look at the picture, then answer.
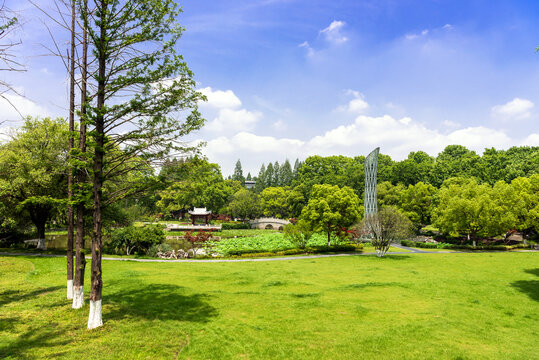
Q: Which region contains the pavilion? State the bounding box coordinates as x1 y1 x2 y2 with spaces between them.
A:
188 207 212 225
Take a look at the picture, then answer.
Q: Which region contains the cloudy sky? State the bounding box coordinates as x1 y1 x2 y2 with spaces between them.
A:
1 0 539 176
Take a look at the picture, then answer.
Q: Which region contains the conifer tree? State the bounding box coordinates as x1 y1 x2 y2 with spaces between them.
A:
232 159 245 183
81 0 204 329
254 164 266 192
273 161 280 187
280 159 293 186
265 163 275 188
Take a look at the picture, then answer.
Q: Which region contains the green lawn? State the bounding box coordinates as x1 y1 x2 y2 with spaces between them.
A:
1 253 537 359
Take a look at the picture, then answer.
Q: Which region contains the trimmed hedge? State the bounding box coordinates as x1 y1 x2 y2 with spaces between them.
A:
400 240 530 251
226 243 362 257
221 223 251 230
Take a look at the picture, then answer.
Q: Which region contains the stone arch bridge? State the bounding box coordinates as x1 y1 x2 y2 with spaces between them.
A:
249 217 290 230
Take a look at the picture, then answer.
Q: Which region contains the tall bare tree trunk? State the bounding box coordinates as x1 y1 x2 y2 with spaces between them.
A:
88 0 106 329
73 0 88 310
66 0 76 301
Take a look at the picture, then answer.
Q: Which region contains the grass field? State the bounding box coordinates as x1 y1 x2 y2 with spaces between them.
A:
1 253 537 359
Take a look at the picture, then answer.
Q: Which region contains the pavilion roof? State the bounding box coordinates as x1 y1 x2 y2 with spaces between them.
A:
188 207 211 215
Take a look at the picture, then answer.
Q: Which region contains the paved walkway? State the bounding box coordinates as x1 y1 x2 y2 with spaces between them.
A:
1 246 536 263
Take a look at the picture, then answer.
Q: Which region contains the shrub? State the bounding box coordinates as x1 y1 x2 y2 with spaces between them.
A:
283 220 313 249
106 224 165 255
146 243 173 257
222 222 251 230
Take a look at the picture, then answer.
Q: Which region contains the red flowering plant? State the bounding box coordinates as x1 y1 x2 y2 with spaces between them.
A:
184 231 213 258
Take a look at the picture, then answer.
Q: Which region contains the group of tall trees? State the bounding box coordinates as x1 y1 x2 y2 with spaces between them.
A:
0 0 204 329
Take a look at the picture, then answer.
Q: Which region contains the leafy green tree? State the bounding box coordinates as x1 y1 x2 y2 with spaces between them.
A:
400 182 437 228
232 159 245 183
294 155 364 196
392 151 434 186
81 0 205 329
157 158 237 216
228 189 261 221
0 117 68 240
287 184 307 218
300 184 361 246
260 187 290 218
246 172 252 181
430 145 481 187
509 175 539 234
433 178 510 243
377 181 405 208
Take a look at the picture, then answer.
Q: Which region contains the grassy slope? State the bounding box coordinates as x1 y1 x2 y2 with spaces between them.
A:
0 253 537 359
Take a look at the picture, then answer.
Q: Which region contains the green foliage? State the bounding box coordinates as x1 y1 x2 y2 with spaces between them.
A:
283 220 313 249
228 189 261 220
106 225 165 255
157 157 240 215
221 222 251 230
0 117 68 238
211 232 356 256
232 159 244 183
300 184 361 246
433 178 514 240
146 243 173 257
260 187 290 218
363 206 413 256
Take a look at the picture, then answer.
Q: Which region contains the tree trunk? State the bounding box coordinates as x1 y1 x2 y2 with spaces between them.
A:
73 0 88 311
88 0 106 329
66 0 77 302
327 229 331 247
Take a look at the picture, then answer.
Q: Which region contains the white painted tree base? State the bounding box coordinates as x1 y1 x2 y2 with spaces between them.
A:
87 300 103 329
72 287 84 309
67 280 74 299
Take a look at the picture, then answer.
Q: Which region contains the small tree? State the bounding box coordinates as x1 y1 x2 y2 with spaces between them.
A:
184 231 213 257
300 184 361 246
363 206 413 257
283 219 313 249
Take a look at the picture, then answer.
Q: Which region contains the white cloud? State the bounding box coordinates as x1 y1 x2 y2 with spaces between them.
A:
299 41 314 57
272 119 287 131
206 108 262 132
491 98 534 120
442 119 460 129
199 87 242 109
320 20 348 44
522 133 539 146
443 24 453 30
336 90 369 113
201 113 528 175
0 93 51 124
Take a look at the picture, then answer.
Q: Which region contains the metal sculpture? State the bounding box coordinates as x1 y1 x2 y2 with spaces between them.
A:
364 147 380 217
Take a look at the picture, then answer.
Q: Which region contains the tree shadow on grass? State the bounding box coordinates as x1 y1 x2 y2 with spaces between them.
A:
0 286 63 307
378 255 412 260
511 268 539 302
0 323 69 359
104 282 218 323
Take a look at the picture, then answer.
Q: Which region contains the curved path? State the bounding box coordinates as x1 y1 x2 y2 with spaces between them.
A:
1 246 536 263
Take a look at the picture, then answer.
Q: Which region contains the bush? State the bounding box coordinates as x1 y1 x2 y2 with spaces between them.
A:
106 224 165 255
146 243 173 257
283 220 313 249
222 222 251 230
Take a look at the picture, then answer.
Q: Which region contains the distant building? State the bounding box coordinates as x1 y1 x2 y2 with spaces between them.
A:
245 180 256 189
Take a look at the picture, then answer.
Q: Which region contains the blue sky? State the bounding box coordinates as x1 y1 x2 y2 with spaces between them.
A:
1 0 538 176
